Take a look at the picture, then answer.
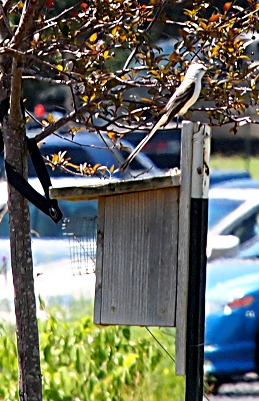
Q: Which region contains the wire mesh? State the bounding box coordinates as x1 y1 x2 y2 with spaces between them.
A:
62 216 97 276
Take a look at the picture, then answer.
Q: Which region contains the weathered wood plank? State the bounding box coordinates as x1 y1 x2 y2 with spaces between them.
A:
50 171 180 201
93 197 105 324
94 187 179 326
175 121 194 375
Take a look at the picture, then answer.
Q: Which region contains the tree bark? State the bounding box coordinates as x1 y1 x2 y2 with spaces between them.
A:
2 58 42 401
0 1 47 398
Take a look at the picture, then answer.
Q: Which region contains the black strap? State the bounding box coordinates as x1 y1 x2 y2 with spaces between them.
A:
26 138 52 198
4 137 63 223
27 138 63 222
0 98 62 223
5 161 62 222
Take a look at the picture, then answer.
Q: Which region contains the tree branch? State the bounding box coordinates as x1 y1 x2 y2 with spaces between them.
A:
10 0 45 49
34 103 91 142
0 2 13 38
9 58 23 122
123 0 169 70
2 0 13 13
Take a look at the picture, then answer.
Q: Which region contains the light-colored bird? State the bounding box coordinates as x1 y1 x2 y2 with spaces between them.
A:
117 62 208 172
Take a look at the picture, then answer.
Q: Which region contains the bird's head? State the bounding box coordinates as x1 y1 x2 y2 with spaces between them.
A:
185 63 208 80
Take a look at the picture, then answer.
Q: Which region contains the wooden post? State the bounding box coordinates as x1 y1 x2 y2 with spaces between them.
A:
175 121 194 375
185 123 211 401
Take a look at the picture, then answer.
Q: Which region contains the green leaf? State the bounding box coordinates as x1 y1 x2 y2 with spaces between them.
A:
123 353 138 368
122 327 130 340
43 345 51 363
58 21 70 37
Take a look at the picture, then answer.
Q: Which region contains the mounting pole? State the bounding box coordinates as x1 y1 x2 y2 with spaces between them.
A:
185 123 211 401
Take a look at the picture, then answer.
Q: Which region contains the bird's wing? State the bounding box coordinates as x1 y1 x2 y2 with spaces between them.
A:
163 80 196 119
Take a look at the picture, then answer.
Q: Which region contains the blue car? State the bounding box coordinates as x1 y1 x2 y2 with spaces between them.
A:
205 235 259 390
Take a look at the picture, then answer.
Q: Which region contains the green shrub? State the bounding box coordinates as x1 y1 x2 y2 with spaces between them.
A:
0 301 184 401
39 315 162 401
0 322 19 399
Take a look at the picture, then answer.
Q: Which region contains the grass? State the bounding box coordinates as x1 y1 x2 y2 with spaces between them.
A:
210 154 259 179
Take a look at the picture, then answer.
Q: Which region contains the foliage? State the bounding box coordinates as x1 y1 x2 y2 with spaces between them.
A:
0 303 186 401
130 327 185 401
0 322 19 400
1 1 259 162
2 0 259 175
41 317 159 401
1 1 259 398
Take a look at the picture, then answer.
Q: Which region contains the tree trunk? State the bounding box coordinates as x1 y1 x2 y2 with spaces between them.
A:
2 58 42 401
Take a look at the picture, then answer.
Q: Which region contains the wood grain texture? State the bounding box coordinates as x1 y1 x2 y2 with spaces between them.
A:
94 187 179 326
50 172 180 201
93 197 105 324
175 121 194 375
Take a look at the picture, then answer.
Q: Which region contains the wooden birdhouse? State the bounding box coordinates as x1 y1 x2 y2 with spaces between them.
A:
50 121 211 374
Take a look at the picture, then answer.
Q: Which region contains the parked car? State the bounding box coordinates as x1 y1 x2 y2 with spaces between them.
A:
0 129 161 180
0 237 96 320
209 171 251 187
28 130 161 179
123 124 251 186
0 177 98 238
205 235 259 391
123 125 181 169
212 177 259 189
208 182 259 258
0 176 98 317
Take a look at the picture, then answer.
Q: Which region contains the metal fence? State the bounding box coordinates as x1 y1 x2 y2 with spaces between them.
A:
62 216 97 276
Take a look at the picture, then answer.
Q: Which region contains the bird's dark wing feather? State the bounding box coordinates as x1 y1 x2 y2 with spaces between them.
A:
164 80 195 119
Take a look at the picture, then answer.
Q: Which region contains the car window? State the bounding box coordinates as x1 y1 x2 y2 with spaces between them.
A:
29 144 120 178
236 235 259 258
0 199 98 238
123 128 181 169
118 148 152 171
229 210 259 244
208 198 244 229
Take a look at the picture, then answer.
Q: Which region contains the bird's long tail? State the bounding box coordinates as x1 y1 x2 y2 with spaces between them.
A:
116 113 168 172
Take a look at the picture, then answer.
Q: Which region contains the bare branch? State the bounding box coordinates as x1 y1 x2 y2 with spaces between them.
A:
22 72 76 86
0 204 8 224
10 0 45 49
2 0 12 12
34 103 92 142
123 0 169 69
0 2 13 38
